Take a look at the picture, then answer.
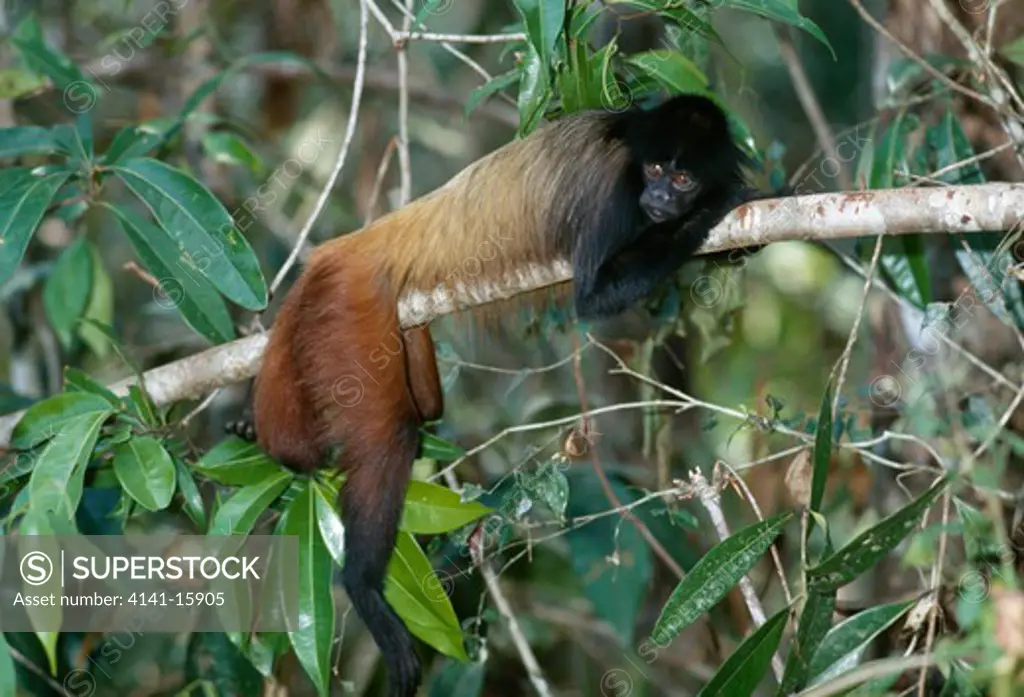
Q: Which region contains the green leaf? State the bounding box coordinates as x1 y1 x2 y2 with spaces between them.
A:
0 633 17 695
697 605 790 697
718 0 834 57
385 532 468 660
428 658 486 697
77 243 115 357
175 456 208 531
201 131 263 172
283 481 335 697
42 236 93 349
100 125 163 164
808 597 917 684
512 0 566 76
652 512 792 644
777 589 837 694
0 67 48 99
929 107 1024 327
808 476 950 590
112 436 177 511
465 69 520 117
607 0 717 43
0 126 61 159
208 470 294 536
420 432 466 461
109 205 236 343
195 437 288 486
0 169 74 287
400 480 492 534
313 481 345 566
28 408 113 517
111 157 267 310
566 471 654 645
10 14 87 90
999 35 1024 69
810 380 833 517
516 44 551 136
623 50 708 94
11 392 114 450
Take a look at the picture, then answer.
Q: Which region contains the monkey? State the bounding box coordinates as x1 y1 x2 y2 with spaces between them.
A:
250 93 751 697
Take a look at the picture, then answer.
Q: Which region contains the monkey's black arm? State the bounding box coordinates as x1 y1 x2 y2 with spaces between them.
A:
574 211 713 319
573 190 743 318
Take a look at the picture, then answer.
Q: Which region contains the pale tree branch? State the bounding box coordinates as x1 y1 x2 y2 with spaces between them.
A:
1 183 1023 445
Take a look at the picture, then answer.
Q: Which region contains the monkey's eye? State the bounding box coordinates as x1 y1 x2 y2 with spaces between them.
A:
643 163 663 180
670 172 692 190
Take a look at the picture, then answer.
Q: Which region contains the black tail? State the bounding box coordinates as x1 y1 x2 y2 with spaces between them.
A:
341 423 422 697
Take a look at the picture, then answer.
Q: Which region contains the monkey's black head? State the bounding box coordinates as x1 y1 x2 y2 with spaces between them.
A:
613 93 750 224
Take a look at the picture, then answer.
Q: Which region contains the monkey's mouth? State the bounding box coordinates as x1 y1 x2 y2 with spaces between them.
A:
643 205 673 223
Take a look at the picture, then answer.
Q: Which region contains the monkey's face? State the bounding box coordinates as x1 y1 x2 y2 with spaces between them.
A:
639 161 700 223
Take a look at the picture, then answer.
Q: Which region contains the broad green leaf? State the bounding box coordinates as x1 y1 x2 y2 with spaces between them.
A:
111 158 267 310
0 167 34 196
623 50 708 94
17 513 62 675
127 384 159 427
512 0 566 76
608 0 717 42
810 380 833 517
100 125 163 164
313 481 345 566
400 480 492 534
777 589 837 694
566 472 653 645
77 243 115 356
0 633 16 695
209 470 294 536
597 41 629 112
428 659 486 697
195 437 288 486
385 532 468 660
28 408 112 517
808 597 917 684
465 69 520 117
520 460 569 520
42 236 93 349
999 35 1024 69
11 392 113 450
929 107 1024 327
10 14 87 90
109 205 235 343
112 436 177 511
201 131 263 172
0 126 61 159
808 476 950 590
420 432 466 461
869 113 929 307
283 481 334 697
652 512 792 644
0 170 74 287
175 456 208 531
558 28 597 113
0 68 48 99
719 0 834 57
516 44 551 136
697 605 790 697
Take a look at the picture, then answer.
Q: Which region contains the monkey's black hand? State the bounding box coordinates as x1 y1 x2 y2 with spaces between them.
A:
224 418 257 442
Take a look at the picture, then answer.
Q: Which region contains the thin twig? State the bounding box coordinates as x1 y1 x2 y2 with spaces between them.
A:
846 0 999 110
467 497 555 697
830 235 884 420
268 0 369 296
775 27 852 190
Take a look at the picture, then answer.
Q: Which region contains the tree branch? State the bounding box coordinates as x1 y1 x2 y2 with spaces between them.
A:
1 183 1022 445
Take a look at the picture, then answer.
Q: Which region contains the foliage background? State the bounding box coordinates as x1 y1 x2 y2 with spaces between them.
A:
1 0 1024 695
